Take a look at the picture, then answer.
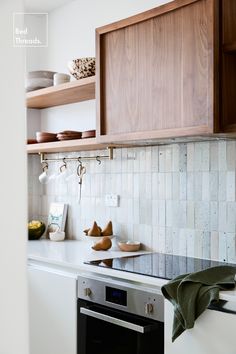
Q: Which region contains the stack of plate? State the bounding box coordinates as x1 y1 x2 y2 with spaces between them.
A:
81 129 96 139
36 132 58 143
57 130 82 141
26 71 56 92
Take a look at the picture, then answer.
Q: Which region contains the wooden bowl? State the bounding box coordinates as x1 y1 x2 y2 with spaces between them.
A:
118 241 141 252
82 130 96 139
36 132 58 143
27 139 38 144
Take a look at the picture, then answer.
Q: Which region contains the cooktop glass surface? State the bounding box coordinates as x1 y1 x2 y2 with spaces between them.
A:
84 253 232 280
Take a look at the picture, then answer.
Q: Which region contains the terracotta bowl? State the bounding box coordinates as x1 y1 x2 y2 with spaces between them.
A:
36 132 58 143
118 241 141 252
82 130 96 139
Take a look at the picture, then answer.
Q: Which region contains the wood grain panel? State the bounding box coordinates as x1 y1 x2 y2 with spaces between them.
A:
97 0 216 139
221 54 236 131
152 9 182 130
222 0 236 44
182 0 213 128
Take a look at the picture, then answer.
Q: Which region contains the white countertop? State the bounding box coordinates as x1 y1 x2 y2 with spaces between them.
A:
28 239 236 302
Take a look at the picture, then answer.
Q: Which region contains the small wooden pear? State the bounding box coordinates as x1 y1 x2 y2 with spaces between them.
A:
101 221 113 236
92 236 112 251
88 221 101 236
83 228 90 235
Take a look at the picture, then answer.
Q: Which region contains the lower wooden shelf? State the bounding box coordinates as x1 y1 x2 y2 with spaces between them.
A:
27 138 110 154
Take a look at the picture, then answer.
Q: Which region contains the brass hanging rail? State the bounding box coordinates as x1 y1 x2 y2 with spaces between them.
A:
39 146 114 164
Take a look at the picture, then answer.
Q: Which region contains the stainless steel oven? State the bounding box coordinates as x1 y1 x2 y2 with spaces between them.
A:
77 274 164 354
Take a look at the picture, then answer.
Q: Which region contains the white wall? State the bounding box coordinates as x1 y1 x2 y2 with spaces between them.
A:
27 0 171 137
0 1 29 353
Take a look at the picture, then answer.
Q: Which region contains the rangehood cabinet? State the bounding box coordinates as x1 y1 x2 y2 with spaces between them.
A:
96 0 236 144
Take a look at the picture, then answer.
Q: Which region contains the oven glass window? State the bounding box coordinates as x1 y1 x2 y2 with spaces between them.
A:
78 302 164 354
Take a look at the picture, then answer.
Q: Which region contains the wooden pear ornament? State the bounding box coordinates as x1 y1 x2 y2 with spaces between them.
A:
88 221 101 236
83 228 90 235
92 236 112 251
101 221 113 236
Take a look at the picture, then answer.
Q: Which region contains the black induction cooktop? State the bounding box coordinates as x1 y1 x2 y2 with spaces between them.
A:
84 252 233 280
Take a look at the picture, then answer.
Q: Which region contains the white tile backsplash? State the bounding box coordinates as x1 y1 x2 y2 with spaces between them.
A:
28 141 236 262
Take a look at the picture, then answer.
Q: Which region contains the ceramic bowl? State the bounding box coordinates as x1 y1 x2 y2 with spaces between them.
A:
83 234 114 243
49 231 65 241
118 241 141 252
53 73 71 85
67 57 96 80
26 78 54 92
27 70 56 79
36 131 58 143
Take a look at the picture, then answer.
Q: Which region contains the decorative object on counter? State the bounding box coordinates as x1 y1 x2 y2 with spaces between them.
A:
27 139 37 144
56 130 82 141
53 72 70 86
36 131 58 143
85 221 101 236
26 70 56 92
83 220 113 236
49 230 65 242
28 220 46 240
117 241 141 252
46 202 68 238
92 236 112 251
81 129 96 139
101 221 113 236
67 57 96 80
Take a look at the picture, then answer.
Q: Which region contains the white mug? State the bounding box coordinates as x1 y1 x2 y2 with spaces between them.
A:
39 170 50 184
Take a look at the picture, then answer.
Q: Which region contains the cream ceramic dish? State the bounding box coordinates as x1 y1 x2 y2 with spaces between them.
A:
49 231 65 241
118 241 141 252
83 235 114 243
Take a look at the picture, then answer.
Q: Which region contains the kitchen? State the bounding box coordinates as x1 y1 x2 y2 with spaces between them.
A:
1 0 236 353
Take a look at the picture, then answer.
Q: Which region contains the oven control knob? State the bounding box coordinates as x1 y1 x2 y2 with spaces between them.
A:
84 287 92 297
145 303 153 315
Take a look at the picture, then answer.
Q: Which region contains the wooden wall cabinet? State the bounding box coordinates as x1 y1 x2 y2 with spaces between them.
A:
96 0 236 144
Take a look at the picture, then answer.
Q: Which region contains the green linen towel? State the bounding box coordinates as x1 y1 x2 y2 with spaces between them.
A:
161 265 236 342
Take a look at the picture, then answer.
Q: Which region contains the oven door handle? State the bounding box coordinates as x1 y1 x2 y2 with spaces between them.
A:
80 307 156 334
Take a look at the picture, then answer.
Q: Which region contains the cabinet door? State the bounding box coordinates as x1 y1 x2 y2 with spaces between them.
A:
164 299 236 354
28 266 77 354
96 0 218 142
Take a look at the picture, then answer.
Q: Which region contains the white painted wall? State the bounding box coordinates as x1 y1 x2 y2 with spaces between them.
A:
0 1 29 353
27 0 171 136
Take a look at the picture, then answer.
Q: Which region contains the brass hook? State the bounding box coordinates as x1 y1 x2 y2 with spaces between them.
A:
96 156 101 165
42 162 48 172
60 158 67 173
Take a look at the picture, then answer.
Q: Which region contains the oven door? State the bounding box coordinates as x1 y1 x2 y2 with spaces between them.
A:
77 299 164 354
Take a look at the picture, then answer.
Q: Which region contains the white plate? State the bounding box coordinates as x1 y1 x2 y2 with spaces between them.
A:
83 234 115 243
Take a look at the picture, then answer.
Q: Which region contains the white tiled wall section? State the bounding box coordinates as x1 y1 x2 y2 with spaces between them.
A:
28 141 236 262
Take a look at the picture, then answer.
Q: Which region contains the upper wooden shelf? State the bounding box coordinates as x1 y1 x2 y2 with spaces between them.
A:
26 76 96 109
27 138 108 154
223 42 236 53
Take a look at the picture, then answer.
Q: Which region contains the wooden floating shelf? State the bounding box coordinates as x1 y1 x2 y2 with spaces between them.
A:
223 42 236 53
27 138 115 154
27 138 105 154
26 76 96 109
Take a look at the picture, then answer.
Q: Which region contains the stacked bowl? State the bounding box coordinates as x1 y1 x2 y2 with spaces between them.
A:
26 71 56 92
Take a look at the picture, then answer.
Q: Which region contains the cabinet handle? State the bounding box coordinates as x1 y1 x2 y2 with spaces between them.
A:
80 307 156 333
